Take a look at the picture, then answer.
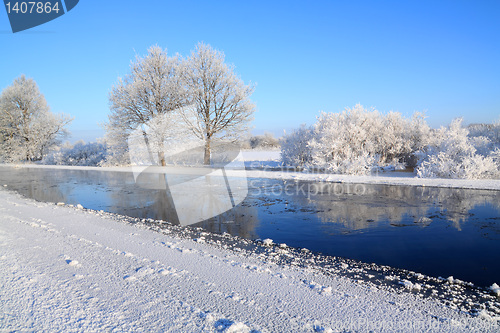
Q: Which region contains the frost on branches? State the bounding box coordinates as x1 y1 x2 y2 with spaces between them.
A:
42 140 107 166
281 105 500 179
105 43 255 166
282 104 431 175
280 125 313 167
0 75 72 162
105 46 188 166
416 118 500 179
183 43 255 165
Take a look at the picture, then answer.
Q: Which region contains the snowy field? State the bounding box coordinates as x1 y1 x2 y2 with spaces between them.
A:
1 188 499 332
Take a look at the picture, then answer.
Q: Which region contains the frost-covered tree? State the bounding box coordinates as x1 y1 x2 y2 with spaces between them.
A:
280 125 314 167
107 46 188 166
416 118 500 179
308 105 386 174
281 105 434 174
467 122 500 156
0 75 71 162
183 43 255 165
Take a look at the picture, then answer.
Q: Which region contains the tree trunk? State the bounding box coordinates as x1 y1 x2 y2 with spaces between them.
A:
158 151 166 166
204 139 211 165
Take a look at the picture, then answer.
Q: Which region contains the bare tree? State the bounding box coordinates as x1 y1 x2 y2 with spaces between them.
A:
107 46 187 166
183 43 255 165
0 75 71 162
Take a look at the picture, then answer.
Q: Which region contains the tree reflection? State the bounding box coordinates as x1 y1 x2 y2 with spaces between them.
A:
286 182 500 231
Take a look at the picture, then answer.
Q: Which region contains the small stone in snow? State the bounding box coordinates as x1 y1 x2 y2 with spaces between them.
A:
76 204 84 209
279 243 287 248
447 276 454 283
56 202 65 206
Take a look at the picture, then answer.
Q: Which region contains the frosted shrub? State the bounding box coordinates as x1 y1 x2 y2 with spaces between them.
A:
307 105 420 175
375 111 412 163
248 133 280 149
416 118 500 179
281 105 434 174
280 124 313 167
468 122 500 146
307 105 379 174
43 140 107 166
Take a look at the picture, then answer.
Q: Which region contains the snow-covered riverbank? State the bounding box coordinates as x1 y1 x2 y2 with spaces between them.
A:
3 160 500 191
1 189 498 332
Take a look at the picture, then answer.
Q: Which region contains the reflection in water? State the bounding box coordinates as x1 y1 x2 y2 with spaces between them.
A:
0 166 499 287
0 166 259 239
289 182 500 232
193 205 260 240
245 178 500 287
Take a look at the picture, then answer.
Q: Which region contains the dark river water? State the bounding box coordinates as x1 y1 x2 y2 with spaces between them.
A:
1 166 499 287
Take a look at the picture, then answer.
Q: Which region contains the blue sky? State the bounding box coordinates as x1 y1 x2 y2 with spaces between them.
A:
1 1 499 142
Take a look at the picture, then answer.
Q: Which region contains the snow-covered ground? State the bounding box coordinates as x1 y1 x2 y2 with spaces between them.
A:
1 189 499 332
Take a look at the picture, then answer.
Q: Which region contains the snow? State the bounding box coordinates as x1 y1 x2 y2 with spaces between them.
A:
491 283 500 297
261 238 273 246
241 150 280 162
1 188 499 332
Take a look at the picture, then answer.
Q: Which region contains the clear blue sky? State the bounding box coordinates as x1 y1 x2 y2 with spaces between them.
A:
1 1 499 142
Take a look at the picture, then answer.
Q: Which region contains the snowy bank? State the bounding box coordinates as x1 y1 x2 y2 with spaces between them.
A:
0 189 499 332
